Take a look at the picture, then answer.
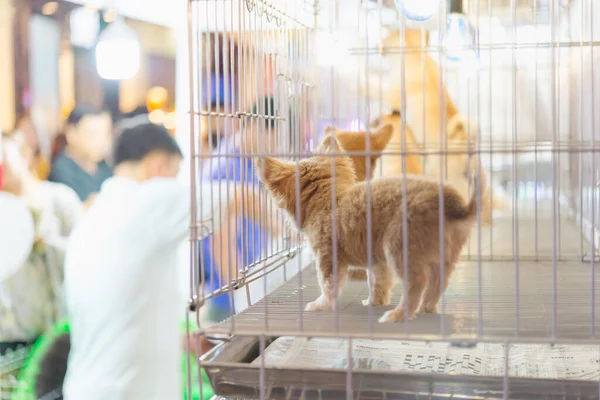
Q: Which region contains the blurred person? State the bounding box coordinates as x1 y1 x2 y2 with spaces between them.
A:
15 110 52 180
62 122 229 400
2 132 83 244
198 97 288 324
11 319 216 400
203 97 284 183
49 106 113 202
0 133 82 359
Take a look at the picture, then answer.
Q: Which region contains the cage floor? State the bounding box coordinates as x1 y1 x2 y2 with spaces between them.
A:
208 206 600 340
464 199 590 259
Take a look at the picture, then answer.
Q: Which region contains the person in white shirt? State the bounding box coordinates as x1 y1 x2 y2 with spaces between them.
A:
62 122 227 400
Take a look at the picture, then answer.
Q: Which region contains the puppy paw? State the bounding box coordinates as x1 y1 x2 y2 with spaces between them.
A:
419 303 438 314
363 295 391 307
305 295 334 312
378 309 415 323
363 286 392 307
372 291 392 306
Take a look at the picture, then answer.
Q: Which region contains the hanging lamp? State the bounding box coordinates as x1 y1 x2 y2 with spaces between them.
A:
95 16 140 80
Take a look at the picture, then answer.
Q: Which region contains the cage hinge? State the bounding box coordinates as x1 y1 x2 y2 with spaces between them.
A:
187 296 205 312
229 278 243 291
197 221 213 239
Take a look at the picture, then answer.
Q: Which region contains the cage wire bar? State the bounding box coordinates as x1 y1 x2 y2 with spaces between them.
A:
185 0 600 399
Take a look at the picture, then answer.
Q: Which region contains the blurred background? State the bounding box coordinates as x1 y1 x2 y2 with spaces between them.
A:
0 0 179 144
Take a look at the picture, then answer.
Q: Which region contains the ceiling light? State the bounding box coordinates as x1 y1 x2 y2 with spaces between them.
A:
70 7 100 49
95 17 140 80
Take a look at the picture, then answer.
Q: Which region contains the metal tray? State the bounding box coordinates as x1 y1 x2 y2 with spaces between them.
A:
201 335 600 400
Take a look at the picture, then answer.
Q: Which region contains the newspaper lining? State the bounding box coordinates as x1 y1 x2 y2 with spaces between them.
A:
252 337 600 380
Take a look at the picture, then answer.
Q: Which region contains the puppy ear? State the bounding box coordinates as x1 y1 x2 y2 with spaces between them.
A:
324 126 338 135
254 157 292 185
369 117 381 129
448 114 477 142
333 131 351 151
372 123 394 151
317 134 342 153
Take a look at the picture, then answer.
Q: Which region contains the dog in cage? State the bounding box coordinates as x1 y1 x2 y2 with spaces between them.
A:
255 131 485 323
375 28 503 224
369 110 424 177
329 123 394 181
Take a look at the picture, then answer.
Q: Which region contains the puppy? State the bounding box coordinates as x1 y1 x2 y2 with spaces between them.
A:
255 135 484 323
332 124 395 281
371 111 500 226
379 29 503 222
330 124 394 181
381 29 460 148
424 114 502 225
370 111 424 177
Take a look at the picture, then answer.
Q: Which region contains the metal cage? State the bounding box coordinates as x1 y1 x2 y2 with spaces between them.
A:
185 0 600 399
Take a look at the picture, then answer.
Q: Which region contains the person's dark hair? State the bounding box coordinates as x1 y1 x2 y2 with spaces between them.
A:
35 333 70 400
113 122 183 166
66 105 107 126
250 97 295 147
251 97 277 131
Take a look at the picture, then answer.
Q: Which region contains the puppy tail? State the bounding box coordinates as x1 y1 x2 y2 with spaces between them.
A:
466 164 488 220
446 163 488 222
469 168 487 219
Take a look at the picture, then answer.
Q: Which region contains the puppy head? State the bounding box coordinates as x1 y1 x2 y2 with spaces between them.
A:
255 135 356 229
329 124 394 181
311 134 360 185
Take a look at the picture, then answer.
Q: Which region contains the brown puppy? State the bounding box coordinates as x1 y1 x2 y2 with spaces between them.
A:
370 111 424 177
333 124 395 282
370 111 498 226
255 135 484 323
380 29 502 223
212 125 393 285
331 124 394 181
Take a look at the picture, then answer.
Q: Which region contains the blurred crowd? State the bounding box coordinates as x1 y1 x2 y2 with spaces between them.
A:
1 106 117 350
0 96 289 399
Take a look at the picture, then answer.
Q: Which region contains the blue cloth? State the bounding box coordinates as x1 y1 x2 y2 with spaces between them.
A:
202 140 258 184
199 138 267 320
204 72 234 107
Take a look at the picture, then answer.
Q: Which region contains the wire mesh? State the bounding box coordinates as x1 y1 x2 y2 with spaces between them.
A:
185 0 600 399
